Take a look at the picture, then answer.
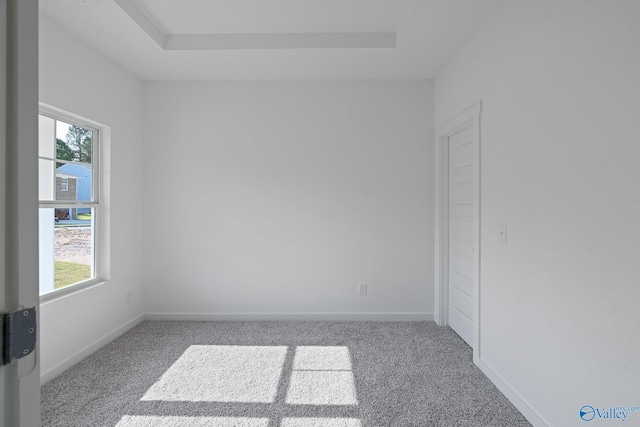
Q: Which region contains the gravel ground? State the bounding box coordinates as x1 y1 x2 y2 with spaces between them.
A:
55 227 92 265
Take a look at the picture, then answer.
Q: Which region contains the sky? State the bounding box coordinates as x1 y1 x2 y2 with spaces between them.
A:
56 120 71 141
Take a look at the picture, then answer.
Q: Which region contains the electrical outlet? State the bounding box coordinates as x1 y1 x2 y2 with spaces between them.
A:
358 284 368 296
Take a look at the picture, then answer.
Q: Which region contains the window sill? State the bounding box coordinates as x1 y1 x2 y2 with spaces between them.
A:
40 277 107 304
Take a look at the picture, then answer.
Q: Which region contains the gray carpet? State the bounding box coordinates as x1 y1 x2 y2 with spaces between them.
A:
41 321 532 427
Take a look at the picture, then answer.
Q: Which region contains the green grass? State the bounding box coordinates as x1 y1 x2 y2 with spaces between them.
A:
54 261 91 289
55 223 91 229
77 213 92 220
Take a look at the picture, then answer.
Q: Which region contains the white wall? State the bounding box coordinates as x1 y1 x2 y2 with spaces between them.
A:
435 1 640 426
39 13 145 382
143 80 434 320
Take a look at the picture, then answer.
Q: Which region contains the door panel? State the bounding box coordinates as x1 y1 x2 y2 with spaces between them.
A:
451 287 473 321
448 125 475 346
451 254 473 296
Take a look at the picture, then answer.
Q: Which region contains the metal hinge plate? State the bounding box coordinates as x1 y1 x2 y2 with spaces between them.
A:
2 307 37 366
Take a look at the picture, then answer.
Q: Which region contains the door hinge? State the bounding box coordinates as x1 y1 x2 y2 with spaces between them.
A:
2 307 37 366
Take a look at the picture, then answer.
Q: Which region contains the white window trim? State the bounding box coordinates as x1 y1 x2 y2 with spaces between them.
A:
38 103 110 302
60 177 68 191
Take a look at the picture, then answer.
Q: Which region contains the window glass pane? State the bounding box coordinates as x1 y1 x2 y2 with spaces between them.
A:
56 163 93 202
39 207 95 295
56 120 93 164
39 158 55 201
39 109 100 296
39 115 55 158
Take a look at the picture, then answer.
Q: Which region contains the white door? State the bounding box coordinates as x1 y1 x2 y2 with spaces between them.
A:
447 125 475 346
2 1 41 426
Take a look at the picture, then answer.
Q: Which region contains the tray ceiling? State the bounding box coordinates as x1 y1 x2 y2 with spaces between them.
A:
39 0 502 80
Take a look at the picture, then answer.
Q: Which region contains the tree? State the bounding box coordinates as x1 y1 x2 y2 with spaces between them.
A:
66 125 92 163
56 138 75 167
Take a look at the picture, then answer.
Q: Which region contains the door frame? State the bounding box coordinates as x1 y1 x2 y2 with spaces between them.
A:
2 0 41 425
434 101 481 360
0 0 6 419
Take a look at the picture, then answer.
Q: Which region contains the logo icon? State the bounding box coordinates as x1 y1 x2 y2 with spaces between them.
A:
580 405 596 422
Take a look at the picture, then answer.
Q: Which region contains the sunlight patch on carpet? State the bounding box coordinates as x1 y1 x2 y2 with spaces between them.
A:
115 416 269 427
292 346 352 371
281 417 362 427
286 346 358 405
286 371 358 405
141 345 287 403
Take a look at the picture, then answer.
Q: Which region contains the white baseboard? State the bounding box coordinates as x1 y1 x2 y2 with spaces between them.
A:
40 314 144 385
475 356 550 427
144 312 434 322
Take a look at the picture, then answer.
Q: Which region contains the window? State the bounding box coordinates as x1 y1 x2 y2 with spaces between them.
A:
38 109 100 296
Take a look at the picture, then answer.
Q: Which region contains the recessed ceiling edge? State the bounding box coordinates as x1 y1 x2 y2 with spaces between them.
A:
113 0 396 50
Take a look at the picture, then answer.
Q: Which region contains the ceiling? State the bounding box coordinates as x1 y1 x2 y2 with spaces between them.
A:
39 0 502 80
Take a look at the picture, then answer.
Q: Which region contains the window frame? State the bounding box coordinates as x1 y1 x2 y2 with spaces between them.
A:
38 105 105 301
